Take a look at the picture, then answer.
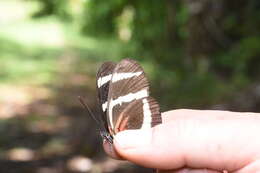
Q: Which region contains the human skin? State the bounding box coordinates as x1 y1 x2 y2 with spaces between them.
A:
103 109 260 173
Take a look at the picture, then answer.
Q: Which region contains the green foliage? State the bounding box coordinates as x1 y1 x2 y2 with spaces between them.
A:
81 0 129 36
81 0 260 108
3 0 260 109
30 0 71 20
0 37 58 84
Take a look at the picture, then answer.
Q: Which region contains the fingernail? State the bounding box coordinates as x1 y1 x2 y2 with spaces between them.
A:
114 129 153 149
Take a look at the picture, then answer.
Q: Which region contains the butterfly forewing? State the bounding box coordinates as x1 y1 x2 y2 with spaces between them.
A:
96 61 116 131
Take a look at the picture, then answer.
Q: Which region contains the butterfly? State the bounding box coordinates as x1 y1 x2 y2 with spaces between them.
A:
80 58 162 144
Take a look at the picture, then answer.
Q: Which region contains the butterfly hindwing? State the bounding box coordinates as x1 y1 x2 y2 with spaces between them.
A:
146 96 162 127
106 59 158 135
113 96 162 133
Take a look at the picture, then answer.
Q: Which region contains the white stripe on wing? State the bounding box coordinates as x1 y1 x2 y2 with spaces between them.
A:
111 71 142 83
102 101 108 112
141 98 152 129
97 74 112 88
97 72 142 88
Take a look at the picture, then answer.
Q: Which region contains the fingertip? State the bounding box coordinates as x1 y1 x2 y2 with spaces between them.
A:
113 129 158 167
114 129 153 150
113 128 177 169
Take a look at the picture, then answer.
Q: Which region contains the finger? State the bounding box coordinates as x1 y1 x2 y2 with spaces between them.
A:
104 109 233 159
157 168 223 173
162 109 244 123
113 109 260 171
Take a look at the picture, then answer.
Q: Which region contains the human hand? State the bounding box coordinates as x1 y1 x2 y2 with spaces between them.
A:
103 109 260 173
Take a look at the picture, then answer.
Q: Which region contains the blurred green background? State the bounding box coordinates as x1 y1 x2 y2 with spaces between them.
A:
0 0 260 172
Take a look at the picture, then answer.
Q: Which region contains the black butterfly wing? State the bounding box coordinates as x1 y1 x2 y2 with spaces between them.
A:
107 59 161 135
96 61 116 132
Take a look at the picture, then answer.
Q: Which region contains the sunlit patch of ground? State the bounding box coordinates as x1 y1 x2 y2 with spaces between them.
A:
67 155 92 172
7 147 35 161
0 0 38 24
0 0 64 48
0 85 53 119
0 18 65 48
0 83 71 159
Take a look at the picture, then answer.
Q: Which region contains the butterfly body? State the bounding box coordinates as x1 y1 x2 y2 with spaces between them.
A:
96 59 162 143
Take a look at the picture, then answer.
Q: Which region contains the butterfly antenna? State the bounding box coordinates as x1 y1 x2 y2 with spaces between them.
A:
78 96 103 128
